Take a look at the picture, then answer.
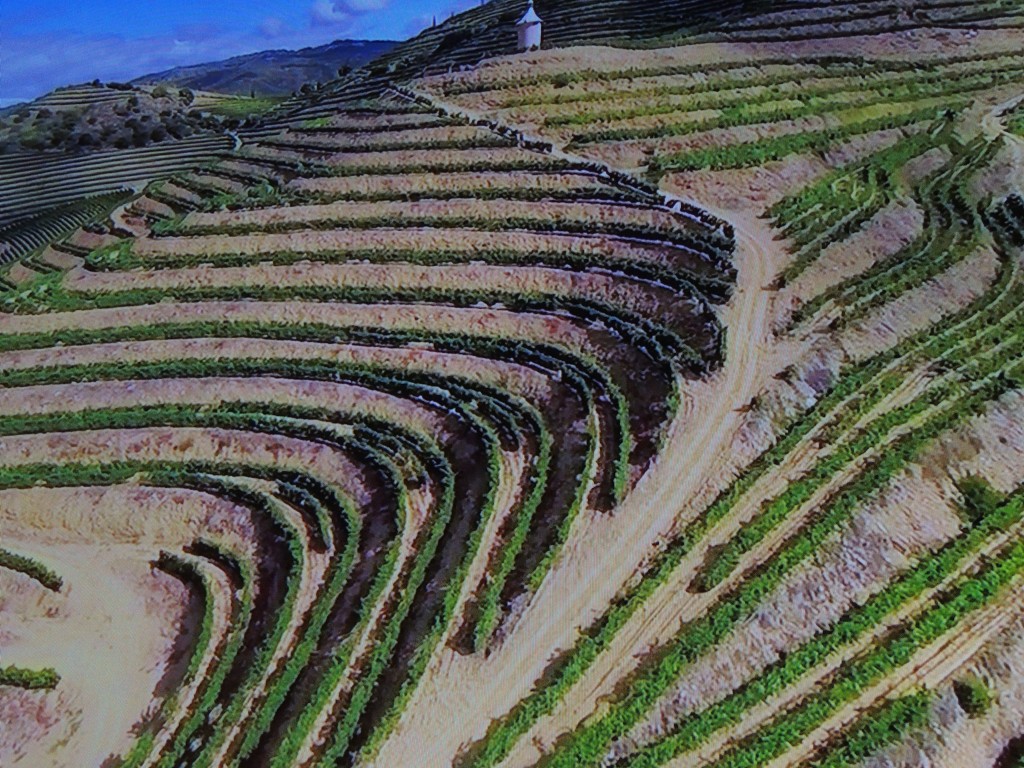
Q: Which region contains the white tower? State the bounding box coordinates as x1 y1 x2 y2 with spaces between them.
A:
517 0 542 51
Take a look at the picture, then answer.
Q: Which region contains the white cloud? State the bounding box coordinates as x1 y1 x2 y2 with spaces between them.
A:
310 0 353 27
260 17 288 38
310 0 393 28
343 0 392 11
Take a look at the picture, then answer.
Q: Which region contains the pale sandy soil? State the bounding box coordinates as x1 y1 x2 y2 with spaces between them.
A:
7 425 381 513
185 173 245 195
237 145 324 165
493 408 606 646
420 29 1024 96
898 145 954 188
0 421 421 767
864 613 1024 768
785 198 925 312
464 186 966 768
294 485 432 766
688 560 1024 768
726 340 846 472
66 229 118 253
969 129 1024 203
445 445 532 640
0 371 552 528
214 159 289 185
62 263 703 334
202 478 335 765
280 124 488 148
0 360 577 642
137 551 236 768
38 248 83 271
677 548 1024 768
0 486 257 768
129 196 175 220
156 181 204 207
0 300 608 362
293 438 539 765
0 375 452 444
110 199 150 240
657 128 910 212
286 170 610 198
613 474 962 763
622 329 1024 765
242 145 550 172
178 197 698 234
761 586 1024 768
839 244 1002 361
582 370 950 768
0 339 555 405
0 366 552 428
0 687 73 766
131 228 701 276
620 387 1024 765
5 264 39 286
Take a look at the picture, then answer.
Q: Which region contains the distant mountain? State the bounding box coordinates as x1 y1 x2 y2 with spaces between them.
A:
133 39 398 97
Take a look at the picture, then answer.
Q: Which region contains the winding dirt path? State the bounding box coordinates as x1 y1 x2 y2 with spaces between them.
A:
372 201 794 767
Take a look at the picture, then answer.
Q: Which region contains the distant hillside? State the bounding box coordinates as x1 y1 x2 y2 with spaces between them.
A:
255 0 778 124
0 80 292 157
354 0 772 80
290 0 1002 117
133 39 398 97
0 84 235 155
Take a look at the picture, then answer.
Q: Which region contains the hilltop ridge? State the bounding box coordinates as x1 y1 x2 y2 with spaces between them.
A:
132 39 398 98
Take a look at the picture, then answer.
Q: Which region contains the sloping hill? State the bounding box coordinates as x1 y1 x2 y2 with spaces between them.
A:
314 0 1024 90
356 0 762 79
0 84 230 155
254 0 774 130
133 39 399 97
3 3 1024 767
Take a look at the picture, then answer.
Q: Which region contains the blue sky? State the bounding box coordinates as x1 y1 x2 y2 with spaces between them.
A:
1 0 480 106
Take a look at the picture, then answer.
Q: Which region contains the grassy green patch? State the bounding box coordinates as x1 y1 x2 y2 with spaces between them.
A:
0 547 62 590
0 665 60 690
200 96 285 119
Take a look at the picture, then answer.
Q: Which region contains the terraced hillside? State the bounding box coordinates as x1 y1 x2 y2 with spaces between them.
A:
0 83 256 250
302 0 1024 82
3 3 1024 768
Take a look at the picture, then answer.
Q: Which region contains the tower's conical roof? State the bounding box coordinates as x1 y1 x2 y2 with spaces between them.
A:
517 0 541 24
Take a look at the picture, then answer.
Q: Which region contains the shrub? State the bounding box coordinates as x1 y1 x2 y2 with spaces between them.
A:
0 664 60 690
0 548 62 590
953 677 992 718
957 476 1005 525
